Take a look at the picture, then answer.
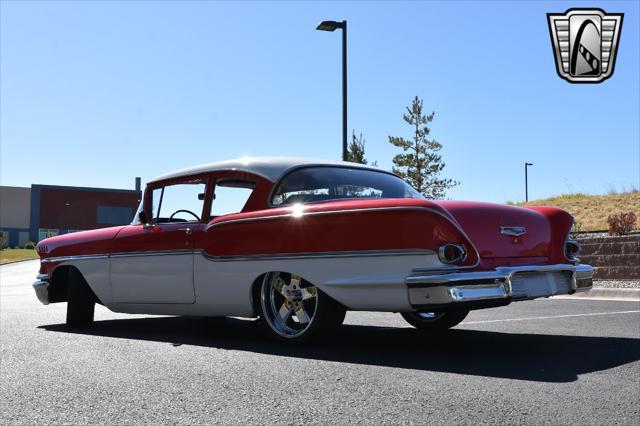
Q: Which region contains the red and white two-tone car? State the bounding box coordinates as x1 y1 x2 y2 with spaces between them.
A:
34 157 593 342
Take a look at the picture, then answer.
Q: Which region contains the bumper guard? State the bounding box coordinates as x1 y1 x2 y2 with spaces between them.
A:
406 264 593 310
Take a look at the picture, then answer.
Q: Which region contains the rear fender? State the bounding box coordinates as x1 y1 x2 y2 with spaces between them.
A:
524 206 574 263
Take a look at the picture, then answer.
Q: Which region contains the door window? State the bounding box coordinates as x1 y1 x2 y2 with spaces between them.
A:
151 180 207 224
210 179 255 218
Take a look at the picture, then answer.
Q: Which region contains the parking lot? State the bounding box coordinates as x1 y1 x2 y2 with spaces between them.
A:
1 260 639 424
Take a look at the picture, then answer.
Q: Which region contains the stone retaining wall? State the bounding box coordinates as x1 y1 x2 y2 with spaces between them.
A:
576 234 640 279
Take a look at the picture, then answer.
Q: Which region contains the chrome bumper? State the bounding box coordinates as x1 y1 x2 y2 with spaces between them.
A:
406 264 593 309
33 274 50 305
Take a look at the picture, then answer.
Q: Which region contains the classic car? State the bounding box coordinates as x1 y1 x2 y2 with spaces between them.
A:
33 157 593 342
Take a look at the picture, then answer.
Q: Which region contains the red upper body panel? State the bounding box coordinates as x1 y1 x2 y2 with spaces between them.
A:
37 165 574 271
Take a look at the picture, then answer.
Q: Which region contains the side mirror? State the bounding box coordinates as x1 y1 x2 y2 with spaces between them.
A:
138 211 150 227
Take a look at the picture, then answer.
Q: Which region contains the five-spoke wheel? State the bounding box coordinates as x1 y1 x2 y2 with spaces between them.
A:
401 310 469 331
259 272 345 342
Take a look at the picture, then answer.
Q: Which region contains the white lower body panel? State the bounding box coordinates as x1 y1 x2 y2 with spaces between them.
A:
57 251 443 316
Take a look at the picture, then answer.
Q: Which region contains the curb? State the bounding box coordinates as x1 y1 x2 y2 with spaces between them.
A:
0 258 39 266
555 288 640 302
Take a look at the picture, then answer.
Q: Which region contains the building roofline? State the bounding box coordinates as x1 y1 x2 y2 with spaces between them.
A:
31 184 141 194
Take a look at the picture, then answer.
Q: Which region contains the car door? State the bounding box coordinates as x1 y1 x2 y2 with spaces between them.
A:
110 176 212 304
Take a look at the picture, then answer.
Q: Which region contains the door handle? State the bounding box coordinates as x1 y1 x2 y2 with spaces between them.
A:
178 227 192 235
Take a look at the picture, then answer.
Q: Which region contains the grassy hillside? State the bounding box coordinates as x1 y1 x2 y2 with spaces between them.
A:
509 191 640 231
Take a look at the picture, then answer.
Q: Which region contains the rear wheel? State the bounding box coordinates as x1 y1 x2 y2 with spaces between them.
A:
259 272 345 343
401 310 469 331
66 268 96 327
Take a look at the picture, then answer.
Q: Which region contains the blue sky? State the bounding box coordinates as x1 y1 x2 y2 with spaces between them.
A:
1 0 638 203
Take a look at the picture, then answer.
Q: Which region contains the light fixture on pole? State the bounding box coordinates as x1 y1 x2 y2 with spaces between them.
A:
316 20 348 161
525 162 534 202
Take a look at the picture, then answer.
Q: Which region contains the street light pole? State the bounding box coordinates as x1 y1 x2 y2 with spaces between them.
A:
525 162 534 202
316 20 348 161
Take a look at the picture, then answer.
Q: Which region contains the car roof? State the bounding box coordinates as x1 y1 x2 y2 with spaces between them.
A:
149 156 388 183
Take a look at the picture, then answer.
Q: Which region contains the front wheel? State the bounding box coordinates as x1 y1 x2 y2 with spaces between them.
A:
259 272 345 343
401 310 469 331
66 268 96 327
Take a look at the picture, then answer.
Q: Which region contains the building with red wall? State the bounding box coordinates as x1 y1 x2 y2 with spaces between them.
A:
0 180 141 246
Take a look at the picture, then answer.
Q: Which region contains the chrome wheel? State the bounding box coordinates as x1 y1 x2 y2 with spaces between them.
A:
415 312 445 321
260 272 318 339
401 310 469 331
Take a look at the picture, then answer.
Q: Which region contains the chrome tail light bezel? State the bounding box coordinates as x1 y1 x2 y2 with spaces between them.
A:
565 239 581 261
438 243 467 264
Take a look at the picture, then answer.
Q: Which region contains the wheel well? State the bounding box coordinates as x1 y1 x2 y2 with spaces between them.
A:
49 265 101 304
250 273 267 317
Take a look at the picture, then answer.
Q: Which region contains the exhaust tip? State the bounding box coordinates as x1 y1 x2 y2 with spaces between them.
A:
438 243 467 264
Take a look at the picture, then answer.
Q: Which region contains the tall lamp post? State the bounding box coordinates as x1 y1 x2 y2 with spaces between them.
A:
525 162 534 202
316 20 348 161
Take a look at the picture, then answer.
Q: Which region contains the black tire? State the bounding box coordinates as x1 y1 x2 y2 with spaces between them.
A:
259 272 345 343
66 268 96 327
401 310 469 331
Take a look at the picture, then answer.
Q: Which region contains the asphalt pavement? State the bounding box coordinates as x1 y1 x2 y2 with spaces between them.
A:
1 260 639 425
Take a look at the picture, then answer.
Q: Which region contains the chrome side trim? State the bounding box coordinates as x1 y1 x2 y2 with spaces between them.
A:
206 205 481 269
41 249 195 263
41 254 109 263
110 249 193 258
198 248 435 262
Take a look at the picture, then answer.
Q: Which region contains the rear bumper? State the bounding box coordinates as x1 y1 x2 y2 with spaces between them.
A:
406 264 593 310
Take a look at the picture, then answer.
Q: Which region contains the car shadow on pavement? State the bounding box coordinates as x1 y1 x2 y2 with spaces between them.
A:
39 316 640 383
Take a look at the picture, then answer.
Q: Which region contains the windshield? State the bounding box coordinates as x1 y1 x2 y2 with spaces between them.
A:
271 166 423 206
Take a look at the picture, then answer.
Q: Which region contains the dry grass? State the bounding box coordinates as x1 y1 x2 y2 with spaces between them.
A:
510 191 640 231
0 248 38 265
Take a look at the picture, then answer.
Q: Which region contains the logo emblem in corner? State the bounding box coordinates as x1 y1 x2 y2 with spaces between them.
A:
547 8 623 83
500 226 527 237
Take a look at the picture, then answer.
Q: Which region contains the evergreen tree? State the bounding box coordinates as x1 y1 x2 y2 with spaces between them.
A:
346 131 367 164
388 96 458 199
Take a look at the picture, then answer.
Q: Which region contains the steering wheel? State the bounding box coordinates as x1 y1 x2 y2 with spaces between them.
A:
169 209 200 221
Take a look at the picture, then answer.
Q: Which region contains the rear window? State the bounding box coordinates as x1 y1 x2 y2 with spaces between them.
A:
271 166 422 206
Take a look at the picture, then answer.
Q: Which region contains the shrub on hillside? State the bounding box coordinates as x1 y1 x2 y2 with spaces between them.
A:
24 241 36 250
607 212 637 236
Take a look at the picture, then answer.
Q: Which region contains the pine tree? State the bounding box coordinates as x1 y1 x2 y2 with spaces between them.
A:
346 131 377 166
388 96 458 199
346 131 367 164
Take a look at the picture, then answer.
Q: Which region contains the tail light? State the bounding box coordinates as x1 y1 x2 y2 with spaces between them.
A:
438 243 467 264
565 239 580 261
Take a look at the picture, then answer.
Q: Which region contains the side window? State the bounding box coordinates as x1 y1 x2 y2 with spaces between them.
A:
210 179 255 218
151 180 207 224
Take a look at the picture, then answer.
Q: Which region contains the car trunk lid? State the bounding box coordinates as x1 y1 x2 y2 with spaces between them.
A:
435 201 551 260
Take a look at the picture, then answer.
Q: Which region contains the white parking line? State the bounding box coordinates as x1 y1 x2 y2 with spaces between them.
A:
461 310 640 325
